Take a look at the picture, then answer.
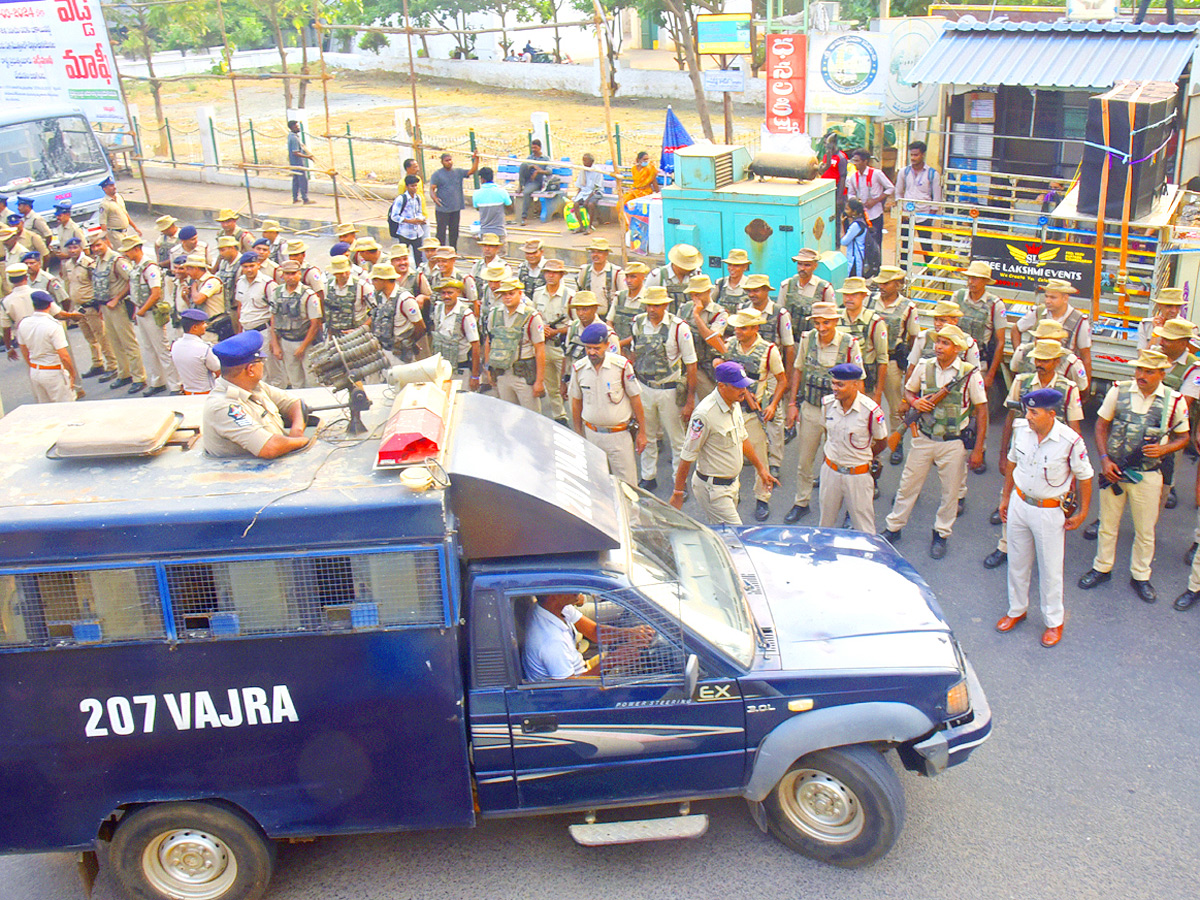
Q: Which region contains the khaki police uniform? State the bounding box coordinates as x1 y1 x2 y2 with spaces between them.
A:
99 193 134 235
1092 381 1189 581
431 299 480 389
778 274 834 329
680 390 749 525
94 249 144 383
870 293 919 432
16 311 74 402
487 302 546 411
713 274 748 314
840 306 889 396
792 329 864 507
532 282 574 419
268 284 322 389
201 377 302 458
631 312 697 482
576 262 625 316
61 253 115 373
569 352 642 484
820 392 887 533
688 299 729 400
745 301 795 470
1009 341 1090 392
235 272 273 333
725 336 785 504
129 259 180 393
0 284 62 330
1006 418 1093 628
950 287 1007 356
885 357 987 538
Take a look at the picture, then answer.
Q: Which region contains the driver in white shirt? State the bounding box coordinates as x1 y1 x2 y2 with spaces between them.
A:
522 593 654 681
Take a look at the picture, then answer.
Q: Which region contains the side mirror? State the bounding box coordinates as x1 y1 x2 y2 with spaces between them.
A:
683 653 699 699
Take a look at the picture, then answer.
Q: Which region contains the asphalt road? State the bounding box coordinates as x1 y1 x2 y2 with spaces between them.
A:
1 214 1198 900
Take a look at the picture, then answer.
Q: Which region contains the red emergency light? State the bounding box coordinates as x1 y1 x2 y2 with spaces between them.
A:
376 381 452 468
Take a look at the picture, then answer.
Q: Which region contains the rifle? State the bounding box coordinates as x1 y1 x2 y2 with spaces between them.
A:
886 369 972 453
1098 440 1155 495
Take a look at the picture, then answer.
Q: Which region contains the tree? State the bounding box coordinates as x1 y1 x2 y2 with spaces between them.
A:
263 0 298 109
408 0 489 60
484 0 533 59
661 0 721 140
532 0 568 61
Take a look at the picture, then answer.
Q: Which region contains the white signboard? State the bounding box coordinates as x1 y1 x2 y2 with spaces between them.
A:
703 68 747 94
0 0 127 126
883 17 942 120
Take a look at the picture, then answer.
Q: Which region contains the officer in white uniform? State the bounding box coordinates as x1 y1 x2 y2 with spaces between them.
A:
820 363 888 533
16 290 79 402
997 388 1094 648
672 361 778 525
171 309 221 395
570 321 647 484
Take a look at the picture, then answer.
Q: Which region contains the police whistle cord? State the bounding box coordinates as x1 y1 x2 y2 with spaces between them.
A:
885 369 972 453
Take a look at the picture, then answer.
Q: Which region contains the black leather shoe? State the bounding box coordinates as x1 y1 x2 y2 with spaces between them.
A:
97 371 118 383
783 504 809 524
983 549 1007 569
1187 543 1198 566
109 377 132 389
1166 487 1178 509
144 385 166 397
956 498 965 517
989 507 1002 525
1078 568 1112 589
881 528 901 544
128 381 146 394
930 532 948 559
638 478 657 492
1083 518 1100 541
1174 589 1200 611
82 366 105 378
755 500 770 522
1130 578 1157 604
889 448 904 466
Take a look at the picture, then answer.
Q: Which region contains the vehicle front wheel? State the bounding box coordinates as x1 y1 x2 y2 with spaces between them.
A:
109 801 275 900
762 745 905 867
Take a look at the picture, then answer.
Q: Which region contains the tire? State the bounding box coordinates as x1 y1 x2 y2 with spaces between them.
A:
109 801 275 900
762 745 906 867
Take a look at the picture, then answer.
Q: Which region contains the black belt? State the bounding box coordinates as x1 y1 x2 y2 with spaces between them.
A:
696 472 735 486
644 379 679 390
247 324 268 332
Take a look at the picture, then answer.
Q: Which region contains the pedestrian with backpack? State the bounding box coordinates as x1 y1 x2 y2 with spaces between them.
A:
846 149 894 248
841 199 879 279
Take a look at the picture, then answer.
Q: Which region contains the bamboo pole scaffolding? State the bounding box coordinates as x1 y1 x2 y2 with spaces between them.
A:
216 0 255 223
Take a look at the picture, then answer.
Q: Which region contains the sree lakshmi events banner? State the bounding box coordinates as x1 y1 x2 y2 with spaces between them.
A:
765 34 806 135
0 0 126 125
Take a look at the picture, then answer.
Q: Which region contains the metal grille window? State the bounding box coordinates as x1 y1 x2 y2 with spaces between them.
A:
165 550 445 639
592 590 686 687
0 568 164 647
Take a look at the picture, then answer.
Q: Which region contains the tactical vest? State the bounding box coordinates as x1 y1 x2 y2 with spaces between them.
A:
724 337 772 406
155 236 173 268
608 288 642 341
518 262 545 299
1029 305 1085 351
653 266 692 315
324 276 360 333
371 288 398 349
692 304 723 378
128 259 156 308
1165 352 1197 392
918 359 976 439
841 308 882 363
1107 383 1172 471
433 302 471 364
750 303 787 350
217 259 239 310
952 289 999 347
870 295 911 352
632 314 682 388
92 253 115 304
714 277 747 314
270 284 311 341
488 303 534 370
780 275 831 330
800 331 852 406
1005 372 1073 418
563 319 593 365
579 264 616 298
919 328 970 361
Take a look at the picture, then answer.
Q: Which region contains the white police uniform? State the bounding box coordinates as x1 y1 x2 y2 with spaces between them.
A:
522 603 586 681
680 389 748 525
569 351 642 484
820 389 887 533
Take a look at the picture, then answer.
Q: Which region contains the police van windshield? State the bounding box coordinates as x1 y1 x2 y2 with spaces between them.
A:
0 115 108 193
620 483 755 667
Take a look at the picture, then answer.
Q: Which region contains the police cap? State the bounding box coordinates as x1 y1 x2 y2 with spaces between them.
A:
715 361 753 388
213 330 266 368
329 241 351 257
178 225 198 240
30 290 53 309
1022 388 1063 410
580 322 609 345
830 363 864 381
237 251 258 266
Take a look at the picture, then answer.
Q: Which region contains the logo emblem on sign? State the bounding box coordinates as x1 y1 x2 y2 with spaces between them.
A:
1007 243 1061 267
820 35 879 95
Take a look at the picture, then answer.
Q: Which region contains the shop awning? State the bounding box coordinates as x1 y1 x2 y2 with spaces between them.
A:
906 19 1199 90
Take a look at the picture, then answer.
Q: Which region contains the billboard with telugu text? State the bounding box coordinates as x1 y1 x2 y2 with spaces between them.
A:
0 0 127 126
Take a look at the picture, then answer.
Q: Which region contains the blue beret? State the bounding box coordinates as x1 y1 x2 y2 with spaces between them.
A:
212 330 265 367
1022 387 1063 410
30 290 53 308
177 225 197 240
20 250 39 262
580 322 609 345
6 213 22 225
715 360 754 388
237 251 258 266
172 254 188 265
64 236 82 247
99 176 115 188
253 237 270 248
180 308 208 325
830 363 864 381
329 241 350 257
16 196 33 206
53 201 72 213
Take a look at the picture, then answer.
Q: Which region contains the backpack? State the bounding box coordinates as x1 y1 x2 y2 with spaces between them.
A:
861 226 881 279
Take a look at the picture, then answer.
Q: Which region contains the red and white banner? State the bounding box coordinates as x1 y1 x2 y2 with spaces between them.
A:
0 0 127 126
765 34 807 135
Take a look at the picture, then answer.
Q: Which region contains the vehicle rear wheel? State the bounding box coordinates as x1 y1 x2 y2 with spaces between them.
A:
762 745 905 867
109 801 274 900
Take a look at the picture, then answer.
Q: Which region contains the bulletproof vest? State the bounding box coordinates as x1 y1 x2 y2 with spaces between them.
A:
324 276 359 333
870 295 910 351
608 288 642 341
918 359 975 439
692 303 723 378
270 283 311 341
952 289 998 346
488 302 534 370
270 238 286 264
841 308 881 363
752 303 785 349
371 288 398 349
433 302 471 363
428 267 452 293
155 236 172 267
1005 372 1072 418
653 266 691 314
399 272 421 295
217 259 239 309
780 275 830 330
128 259 155 308
714 277 747 314
801 330 852 406
578 264 615 298
1029 305 1084 351
1107 382 1171 470
632 314 681 387
563 319 592 365
725 336 772 406
518 262 545 299
1165 352 1197 392
91 252 115 304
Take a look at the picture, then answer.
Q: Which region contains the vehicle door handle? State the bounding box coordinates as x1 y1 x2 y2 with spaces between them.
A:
521 715 558 734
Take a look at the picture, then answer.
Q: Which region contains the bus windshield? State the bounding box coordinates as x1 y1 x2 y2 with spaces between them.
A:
620 482 755 667
0 115 108 193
